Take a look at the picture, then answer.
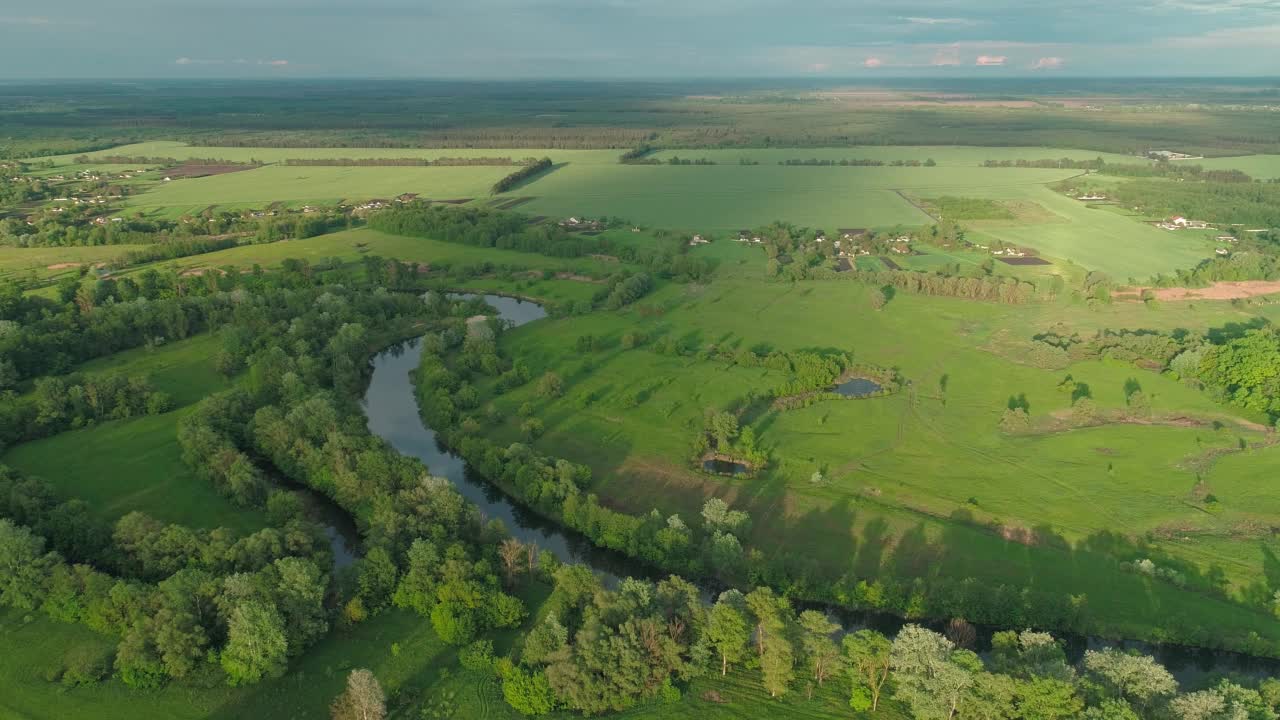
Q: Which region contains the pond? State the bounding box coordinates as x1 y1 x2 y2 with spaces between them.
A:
702 458 750 476
359 293 1280 681
833 377 882 397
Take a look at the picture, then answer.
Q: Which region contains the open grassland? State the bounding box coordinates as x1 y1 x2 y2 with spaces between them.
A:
517 165 1080 232
44 141 623 167
104 227 632 278
475 272 1280 644
3 408 267 533
1 333 264 532
1174 154 1280 179
122 166 513 211
948 185 1215 279
651 146 1137 166
0 245 148 283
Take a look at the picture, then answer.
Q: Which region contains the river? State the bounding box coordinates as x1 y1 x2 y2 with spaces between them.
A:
358 293 1280 684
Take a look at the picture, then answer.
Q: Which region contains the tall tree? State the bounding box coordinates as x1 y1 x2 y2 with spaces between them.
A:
221 600 289 685
704 592 749 676
331 668 386 720
798 610 842 686
844 629 892 712
891 624 980 720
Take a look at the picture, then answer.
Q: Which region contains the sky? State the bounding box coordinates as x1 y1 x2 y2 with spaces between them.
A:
2 0 1280 78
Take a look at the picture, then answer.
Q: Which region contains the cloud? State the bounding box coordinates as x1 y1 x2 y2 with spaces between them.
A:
975 55 1007 66
931 46 961 65
0 15 51 25
175 57 225 65
264 59 289 66
1031 56 1064 70
176 57 289 67
901 16 976 26
863 56 884 68
1156 24 1280 48
806 62 829 72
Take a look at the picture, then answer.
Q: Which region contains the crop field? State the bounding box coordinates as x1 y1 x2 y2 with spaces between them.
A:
649 146 1138 166
474 272 1280 644
122 165 514 212
0 245 148 283
1174 154 1280 179
45 141 623 167
515 164 1082 232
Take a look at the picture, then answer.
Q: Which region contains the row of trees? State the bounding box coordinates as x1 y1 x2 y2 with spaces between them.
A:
496 564 1280 718
780 157 936 166
491 158 554 194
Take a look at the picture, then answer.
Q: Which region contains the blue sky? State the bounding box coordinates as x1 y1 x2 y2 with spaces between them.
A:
2 0 1279 78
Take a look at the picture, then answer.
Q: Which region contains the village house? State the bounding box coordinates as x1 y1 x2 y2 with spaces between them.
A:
688 234 709 246
1216 248 1231 256
1215 235 1238 243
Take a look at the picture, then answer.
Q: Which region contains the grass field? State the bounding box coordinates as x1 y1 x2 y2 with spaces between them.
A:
1 333 264 533
1174 154 1280 179
100 227 632 279
469 268 1280 645
0 245 147 284
122 166 513 213
44 141 623 167
650 146 1138 166
516 165 1082 233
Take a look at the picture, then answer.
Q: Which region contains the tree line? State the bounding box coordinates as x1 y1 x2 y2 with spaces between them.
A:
780 157 936 166
491 157 554 194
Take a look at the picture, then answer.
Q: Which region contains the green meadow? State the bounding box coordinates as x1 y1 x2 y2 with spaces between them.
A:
2 333 265 533
649 146 1138 166
515 165 1080 232
46 141 622 167
123 166 513 211
468 268 1280 643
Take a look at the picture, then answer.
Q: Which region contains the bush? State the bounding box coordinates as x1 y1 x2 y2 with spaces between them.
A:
459 639 495 672
61 645 113 687
502 667 554 716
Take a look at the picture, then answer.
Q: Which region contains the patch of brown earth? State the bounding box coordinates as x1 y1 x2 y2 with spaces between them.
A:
1115 280 1280 302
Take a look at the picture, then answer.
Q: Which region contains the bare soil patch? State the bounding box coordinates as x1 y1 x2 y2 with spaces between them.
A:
46 262 82 270
1115 280 1280 302
880 257 902 270
998 256 1052 266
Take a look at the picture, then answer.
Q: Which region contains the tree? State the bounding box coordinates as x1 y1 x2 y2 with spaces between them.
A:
844 629 892 712
331 668 386 720
869 287 888 310
535 372 563 399
1168 680 1274 720
799 610 842 686
704 593 749 676
1082 649 1177 713
891 624 980 720
705 410 740 450
0 519 58 610
746 587 795 697
503 666 554 716
221 601 289 685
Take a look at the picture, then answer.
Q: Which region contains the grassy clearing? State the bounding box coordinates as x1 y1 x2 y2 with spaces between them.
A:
0 245 148 284
2 408 266 533
72 332 227 407
517 165 1080 232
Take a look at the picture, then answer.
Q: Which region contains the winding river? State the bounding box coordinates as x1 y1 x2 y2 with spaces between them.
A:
359 293 1280 684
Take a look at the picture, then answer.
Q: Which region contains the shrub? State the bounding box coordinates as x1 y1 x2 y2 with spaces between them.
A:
459 639 495 672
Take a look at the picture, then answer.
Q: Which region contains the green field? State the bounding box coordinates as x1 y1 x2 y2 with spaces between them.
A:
650 146 1138 166
468 268 1280 644
0 245 147 284
515 165 1081 232
122 166 512 213
45 141 623 167
1174 154 1280 179
1 334 264 532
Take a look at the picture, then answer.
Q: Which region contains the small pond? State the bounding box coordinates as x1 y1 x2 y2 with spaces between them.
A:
834 377 882 397
702 458 751 476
